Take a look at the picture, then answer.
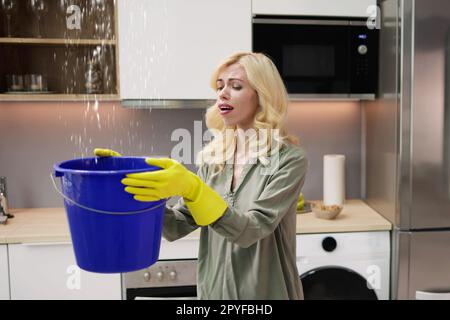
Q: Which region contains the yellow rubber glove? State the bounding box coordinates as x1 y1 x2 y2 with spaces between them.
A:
121 158 228 226
297 193 304 211
94 148 122 157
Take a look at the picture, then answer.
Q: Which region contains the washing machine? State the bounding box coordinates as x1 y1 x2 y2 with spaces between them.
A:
296 231 390 300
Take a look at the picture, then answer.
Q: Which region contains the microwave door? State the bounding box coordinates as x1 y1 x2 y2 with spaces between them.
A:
253 19 351 95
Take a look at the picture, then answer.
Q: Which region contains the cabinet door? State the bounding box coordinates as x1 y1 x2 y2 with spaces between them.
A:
0 245 9 300
118 0 252 100
252 0 376 17
9 243 121 300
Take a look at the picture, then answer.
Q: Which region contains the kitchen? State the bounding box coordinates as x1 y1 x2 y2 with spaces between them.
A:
0 0 448 300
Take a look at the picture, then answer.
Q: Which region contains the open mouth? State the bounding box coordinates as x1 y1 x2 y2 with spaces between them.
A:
218 103 234 115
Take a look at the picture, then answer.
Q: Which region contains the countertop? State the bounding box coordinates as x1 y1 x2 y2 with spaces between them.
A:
297 199 392 234
0 199 391 244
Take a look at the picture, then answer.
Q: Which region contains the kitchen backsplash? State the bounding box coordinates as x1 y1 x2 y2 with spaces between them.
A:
0 100 361 208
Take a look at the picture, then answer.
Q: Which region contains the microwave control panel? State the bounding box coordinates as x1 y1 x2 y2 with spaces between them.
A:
350 26 379 93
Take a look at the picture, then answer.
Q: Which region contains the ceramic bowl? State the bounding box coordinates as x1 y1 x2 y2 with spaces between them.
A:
311 201 343 220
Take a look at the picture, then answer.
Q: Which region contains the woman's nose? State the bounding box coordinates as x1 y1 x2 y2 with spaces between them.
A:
218 87 230 99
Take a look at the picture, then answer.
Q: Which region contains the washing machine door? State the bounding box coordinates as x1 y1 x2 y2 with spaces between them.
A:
300 266 378 300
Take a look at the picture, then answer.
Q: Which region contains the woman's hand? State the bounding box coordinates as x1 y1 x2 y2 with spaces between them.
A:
94 148 122 157
121 158 199 202
122 158 228 226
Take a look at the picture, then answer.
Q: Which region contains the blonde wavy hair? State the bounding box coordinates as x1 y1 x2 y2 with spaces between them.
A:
196 52 299 174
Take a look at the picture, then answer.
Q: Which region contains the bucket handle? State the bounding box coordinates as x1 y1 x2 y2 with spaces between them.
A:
50 173 166 215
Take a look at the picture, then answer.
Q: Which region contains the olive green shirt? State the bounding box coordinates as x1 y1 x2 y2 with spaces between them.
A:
162 143 308 300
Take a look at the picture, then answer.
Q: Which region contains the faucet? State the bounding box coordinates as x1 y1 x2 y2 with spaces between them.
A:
0 177 13 225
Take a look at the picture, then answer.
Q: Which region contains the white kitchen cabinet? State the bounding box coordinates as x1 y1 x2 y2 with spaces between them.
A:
252 0 376 17
0 245 10 300
118 0 252 100
8 243 121 300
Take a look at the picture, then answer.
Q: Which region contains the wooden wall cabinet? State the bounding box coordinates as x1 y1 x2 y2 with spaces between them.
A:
0 0 119 101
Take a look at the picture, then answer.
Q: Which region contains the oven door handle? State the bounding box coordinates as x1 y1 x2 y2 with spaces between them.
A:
134 296 198 300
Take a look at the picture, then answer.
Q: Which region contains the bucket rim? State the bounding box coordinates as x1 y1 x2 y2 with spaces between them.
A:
54 156 161 176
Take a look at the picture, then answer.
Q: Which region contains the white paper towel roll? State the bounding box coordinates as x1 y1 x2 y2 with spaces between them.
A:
323 154 346 205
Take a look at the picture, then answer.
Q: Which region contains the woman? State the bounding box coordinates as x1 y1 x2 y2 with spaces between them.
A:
96 52 308 299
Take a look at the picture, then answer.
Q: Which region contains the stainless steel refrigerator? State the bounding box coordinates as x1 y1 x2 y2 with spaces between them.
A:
365 0 450 299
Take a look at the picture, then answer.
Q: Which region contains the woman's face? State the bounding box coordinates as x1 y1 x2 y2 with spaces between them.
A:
216 63 259 129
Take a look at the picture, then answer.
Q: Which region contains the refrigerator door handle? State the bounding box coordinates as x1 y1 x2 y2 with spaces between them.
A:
416 290 450 300
446 31 450 199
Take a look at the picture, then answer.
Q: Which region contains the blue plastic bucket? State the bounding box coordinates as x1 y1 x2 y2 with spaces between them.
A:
53 157 165 273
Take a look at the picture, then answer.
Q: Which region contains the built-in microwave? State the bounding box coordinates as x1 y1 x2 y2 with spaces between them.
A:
253 16 379 100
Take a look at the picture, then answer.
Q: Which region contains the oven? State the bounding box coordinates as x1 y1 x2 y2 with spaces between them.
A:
123 259 197 300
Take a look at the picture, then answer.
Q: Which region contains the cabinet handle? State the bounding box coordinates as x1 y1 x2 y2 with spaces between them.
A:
22 242 71 247
416 290 450 300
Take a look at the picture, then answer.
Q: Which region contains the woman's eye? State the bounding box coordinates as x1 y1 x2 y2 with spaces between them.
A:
216 84 241 91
